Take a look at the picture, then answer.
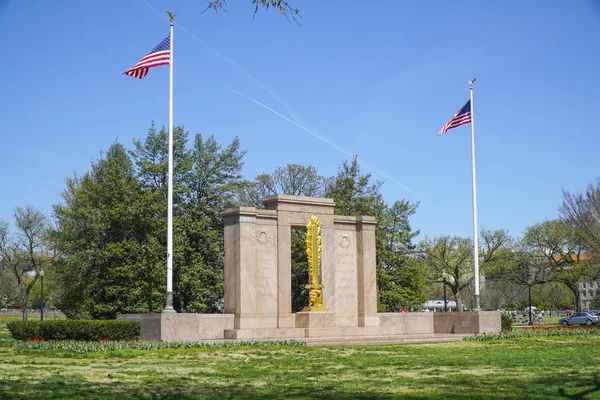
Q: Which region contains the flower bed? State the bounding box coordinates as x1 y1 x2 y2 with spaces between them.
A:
464 325 600 341
15 338 306 353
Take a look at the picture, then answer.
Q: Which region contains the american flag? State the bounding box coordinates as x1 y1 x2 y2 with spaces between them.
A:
437 100 471 136
123 36 170 79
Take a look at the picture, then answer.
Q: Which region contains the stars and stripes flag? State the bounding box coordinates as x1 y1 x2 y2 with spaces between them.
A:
437 100 472 136
123 36 170 79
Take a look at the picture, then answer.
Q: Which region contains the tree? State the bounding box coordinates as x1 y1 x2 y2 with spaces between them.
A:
203 0 301 23
593 294 600 309
419 236 473 312
325 156 386 218
377 200 424 311
0 206 49 320
52 142 165 319
237 164 330 209
481 279 523 310
173 133 246 312
53 125 247 317
561 178 600 256
0 259 18 309
326 156 423 311
132 125 246 312
521 219 600 312
536 282 573 312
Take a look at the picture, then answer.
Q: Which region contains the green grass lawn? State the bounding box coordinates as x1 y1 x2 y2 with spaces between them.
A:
1 316 600 399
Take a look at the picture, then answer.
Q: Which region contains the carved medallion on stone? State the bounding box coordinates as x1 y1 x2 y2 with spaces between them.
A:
338 234 351 249
256 230 271 245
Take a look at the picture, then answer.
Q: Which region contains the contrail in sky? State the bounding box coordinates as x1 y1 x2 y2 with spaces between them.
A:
138 0 304 125
225 86 444 214
138 0 444 214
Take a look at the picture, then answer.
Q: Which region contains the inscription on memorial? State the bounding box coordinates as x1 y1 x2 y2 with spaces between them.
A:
334 233 357 300
254 229 277 306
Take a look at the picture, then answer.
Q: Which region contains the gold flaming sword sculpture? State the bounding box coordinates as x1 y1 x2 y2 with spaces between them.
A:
303 214 327 311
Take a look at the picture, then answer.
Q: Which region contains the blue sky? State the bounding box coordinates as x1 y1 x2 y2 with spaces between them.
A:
1 0 599 241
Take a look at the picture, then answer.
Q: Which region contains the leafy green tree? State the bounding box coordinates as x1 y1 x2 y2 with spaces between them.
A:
481 279 523 310
421 229 515 311
132 124 246 312
377 200 424 311
174 134 246 312
592 294 600 309
522 219 600 312
326 156 422 311
290 228 309 312
52 142 164 319
536 282 573 312
0 264 18 308
0 206 50 320
53 124 246 317
419 236 473 312
325 156 386 218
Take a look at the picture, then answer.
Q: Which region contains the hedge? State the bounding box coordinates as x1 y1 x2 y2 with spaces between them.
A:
501 313 513 332
6 320 140 341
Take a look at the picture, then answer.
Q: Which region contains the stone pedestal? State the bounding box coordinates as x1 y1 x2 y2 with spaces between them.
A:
433 311 501 334
296 311 336 328
119 311 496 343
117 313 234 341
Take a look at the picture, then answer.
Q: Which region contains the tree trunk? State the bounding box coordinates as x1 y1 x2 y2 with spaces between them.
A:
566 284 581 312
574 290 582 312
21 276 38 321
455 291 463 313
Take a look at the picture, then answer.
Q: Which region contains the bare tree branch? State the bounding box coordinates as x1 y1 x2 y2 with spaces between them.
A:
202 0 302 25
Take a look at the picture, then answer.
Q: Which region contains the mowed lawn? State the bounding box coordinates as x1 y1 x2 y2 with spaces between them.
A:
1 316 600 399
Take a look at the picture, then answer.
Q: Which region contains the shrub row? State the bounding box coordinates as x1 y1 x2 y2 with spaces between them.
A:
500 313 513 332
15 338 306 353
7 320 140 341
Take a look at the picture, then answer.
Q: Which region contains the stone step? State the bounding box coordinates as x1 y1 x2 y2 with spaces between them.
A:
304 326 382 337
304 334 467 346
224 328 306 340
225 326 392 339
223 327 467 345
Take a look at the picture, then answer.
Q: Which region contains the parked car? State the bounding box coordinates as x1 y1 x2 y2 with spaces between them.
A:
559 312 600 326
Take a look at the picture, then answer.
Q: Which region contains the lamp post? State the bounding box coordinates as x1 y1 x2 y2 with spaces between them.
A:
441 271 448 312
528 280 533 326
39 270 45 321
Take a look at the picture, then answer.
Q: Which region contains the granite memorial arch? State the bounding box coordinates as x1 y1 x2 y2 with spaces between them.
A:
222 195 379 339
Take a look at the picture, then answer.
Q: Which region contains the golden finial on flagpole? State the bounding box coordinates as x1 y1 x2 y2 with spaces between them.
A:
167 11 178 24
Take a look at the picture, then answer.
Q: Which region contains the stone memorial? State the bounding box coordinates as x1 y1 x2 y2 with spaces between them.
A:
120 195 500 343
221 195 380 339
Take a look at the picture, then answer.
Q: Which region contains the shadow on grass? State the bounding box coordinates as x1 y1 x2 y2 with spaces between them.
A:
1 373 600 400
557 374 600 400
0 382 394 400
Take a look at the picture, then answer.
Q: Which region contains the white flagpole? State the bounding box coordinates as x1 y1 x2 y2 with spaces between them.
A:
469 78 481 311
164 12 177 313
